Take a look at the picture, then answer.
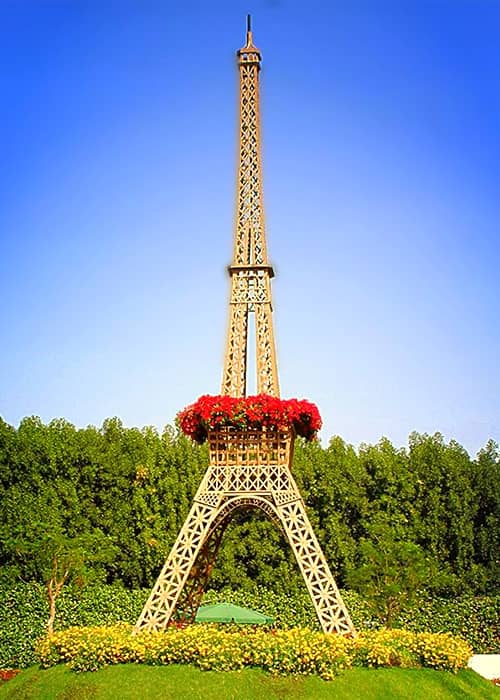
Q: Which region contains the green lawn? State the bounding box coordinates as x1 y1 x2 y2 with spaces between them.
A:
0 665 497 700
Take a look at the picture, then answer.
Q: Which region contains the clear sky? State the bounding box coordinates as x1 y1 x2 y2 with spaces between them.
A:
1 0 499 457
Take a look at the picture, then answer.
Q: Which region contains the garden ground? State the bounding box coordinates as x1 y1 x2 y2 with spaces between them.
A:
0 665 498 700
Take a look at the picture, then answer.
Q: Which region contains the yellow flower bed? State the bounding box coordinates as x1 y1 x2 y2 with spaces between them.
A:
36 624 472 679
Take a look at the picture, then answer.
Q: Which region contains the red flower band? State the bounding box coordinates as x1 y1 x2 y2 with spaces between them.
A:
177 394 322 444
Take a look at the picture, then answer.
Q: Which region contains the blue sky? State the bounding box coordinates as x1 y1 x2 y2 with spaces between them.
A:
1 0 499 456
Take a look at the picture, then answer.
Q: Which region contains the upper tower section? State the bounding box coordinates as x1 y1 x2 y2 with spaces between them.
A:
232 14 272 270
221 17 279 398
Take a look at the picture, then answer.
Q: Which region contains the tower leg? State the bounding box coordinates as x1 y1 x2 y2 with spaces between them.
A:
135 500 219 631
277 497 355 635
222 300 248 396
171 519 228 623
255 300 279 395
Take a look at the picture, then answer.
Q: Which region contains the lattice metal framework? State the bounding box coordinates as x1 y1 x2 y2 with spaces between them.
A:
221 18 279 397
135 18 355 636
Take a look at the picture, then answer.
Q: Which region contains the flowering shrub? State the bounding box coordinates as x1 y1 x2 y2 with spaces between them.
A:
412 631 473 673
36 625 472 678
351 628 418 668
177 394 322 443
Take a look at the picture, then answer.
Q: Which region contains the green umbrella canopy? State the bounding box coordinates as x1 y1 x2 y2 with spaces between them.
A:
195 603 274 625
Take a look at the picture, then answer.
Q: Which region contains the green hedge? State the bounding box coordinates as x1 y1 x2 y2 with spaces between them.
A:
394 595 500 654
0 584 145 668
0 584 498 668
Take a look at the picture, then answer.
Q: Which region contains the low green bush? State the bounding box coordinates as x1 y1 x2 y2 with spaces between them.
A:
394 595 500 654
0 583 145 668
0 583 497 669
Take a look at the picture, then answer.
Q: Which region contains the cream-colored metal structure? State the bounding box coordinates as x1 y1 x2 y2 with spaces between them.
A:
135 18 355 636
221 18 279 398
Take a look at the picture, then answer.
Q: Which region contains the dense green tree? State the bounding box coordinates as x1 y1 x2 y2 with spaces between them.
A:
358 437 415 526
210 510 297 592
408 432 477 592
293 436 366 586
347 522 442 627
0 417 17 488
473 440 500 591
0 415 498 599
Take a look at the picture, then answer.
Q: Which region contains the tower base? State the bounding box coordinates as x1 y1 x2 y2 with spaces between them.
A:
135 427 355 636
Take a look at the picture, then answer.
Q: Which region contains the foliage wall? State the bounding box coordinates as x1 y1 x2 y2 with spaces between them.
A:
1 583 498 668
0 416 498 598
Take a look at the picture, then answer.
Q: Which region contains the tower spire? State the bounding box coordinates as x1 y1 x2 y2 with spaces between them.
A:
222 17 279 397
245 13 254 46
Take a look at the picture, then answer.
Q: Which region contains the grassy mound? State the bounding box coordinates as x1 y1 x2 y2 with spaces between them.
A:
0 664 497 700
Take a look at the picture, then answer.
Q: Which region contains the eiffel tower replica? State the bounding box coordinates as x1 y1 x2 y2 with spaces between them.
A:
135 17 355 636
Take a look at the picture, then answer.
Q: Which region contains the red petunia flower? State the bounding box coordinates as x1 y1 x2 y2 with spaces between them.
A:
177 394 322 444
